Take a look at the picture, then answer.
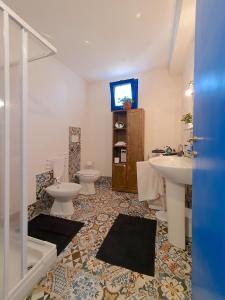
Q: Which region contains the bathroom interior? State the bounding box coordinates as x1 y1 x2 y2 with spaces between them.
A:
1 0 223 299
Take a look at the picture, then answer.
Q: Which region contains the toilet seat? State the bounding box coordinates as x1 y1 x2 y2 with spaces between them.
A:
77 169 100 177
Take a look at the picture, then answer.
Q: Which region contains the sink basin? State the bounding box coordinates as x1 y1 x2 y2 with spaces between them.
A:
149 155 193 249
149 156 192 185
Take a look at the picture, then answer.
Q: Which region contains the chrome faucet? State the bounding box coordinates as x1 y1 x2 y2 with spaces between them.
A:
53 176 61 185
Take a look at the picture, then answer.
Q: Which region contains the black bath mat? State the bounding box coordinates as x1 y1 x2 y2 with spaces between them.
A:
28 214 84 255
96 214 157 276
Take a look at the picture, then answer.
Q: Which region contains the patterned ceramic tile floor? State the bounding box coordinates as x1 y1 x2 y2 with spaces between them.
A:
26 181 191 300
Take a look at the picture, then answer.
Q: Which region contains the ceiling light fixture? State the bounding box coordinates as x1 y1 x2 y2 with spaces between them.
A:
136 12 142 19
185 81 194 97
84 40 91 46
0 99 4 108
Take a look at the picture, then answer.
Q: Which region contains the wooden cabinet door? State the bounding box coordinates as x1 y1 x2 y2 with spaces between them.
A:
112 164 127 191
127 109 144 192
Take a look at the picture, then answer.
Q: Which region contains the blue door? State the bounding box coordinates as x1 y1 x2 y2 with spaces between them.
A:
193 1 225 299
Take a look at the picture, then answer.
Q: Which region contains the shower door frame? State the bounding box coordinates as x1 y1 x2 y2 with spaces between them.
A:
0 1 57 298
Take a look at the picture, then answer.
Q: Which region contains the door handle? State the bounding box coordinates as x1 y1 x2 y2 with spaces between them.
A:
188 136 203 142
192 151 198 158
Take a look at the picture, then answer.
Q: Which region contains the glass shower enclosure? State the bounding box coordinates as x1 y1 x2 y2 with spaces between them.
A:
0 1 57 299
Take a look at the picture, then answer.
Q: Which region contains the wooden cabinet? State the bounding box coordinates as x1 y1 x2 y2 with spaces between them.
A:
112 164 127 190
112 109 144 193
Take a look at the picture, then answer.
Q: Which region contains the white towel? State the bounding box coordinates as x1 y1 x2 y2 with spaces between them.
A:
136 161 164 201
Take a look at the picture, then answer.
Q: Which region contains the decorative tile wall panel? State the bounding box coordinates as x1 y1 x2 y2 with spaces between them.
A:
69 127 81 182
28 170 54 219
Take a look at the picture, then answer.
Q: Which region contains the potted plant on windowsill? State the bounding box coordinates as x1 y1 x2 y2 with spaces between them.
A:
181 112 193 129
119 97 134 110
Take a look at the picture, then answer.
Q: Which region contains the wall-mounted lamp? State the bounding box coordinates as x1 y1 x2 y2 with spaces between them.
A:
0 99 4 108
185 81 194 97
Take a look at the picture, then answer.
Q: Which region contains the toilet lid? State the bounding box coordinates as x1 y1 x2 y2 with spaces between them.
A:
77 169 100 176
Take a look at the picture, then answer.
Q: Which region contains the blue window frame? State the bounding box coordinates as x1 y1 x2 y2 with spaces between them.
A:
110 78 138 111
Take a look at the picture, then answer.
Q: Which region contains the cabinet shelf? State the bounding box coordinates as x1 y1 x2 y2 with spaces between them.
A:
114 145 127 148
113 163 127 166
113 127 127 131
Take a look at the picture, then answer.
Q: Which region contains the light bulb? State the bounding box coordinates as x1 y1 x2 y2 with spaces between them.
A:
185 88 193 97
185 81 194 97
136 12 142 19
0 99 4 108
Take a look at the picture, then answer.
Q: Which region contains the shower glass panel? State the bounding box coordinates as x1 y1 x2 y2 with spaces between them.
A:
7 16 53 296
0 1 56 298
0 8 4 296
8 16 23 291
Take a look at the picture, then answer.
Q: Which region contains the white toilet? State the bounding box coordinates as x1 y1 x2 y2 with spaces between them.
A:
76 161 100 195
46 157 81 216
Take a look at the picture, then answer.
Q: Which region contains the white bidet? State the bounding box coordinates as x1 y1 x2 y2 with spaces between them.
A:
46 182 81 216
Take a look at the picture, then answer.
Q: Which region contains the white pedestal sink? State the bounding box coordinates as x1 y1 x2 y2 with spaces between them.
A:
149 156 192 249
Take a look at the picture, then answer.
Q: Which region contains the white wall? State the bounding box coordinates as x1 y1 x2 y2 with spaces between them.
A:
182 41 194 115
83 81 113 176
27 57 87 205
83 68 182 176
181 41 194 143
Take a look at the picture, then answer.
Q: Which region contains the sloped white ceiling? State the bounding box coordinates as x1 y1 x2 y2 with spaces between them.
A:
169 0 196 74
4 0 176 81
